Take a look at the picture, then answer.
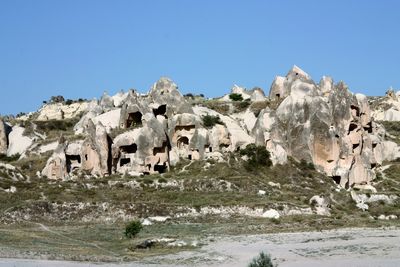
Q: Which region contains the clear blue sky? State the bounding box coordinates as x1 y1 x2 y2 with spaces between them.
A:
1 0 399 115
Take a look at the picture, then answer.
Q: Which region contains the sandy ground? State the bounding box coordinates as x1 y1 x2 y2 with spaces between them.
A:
1 227 399 267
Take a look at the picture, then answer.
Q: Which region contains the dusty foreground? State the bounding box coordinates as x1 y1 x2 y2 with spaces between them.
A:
1 227 399 267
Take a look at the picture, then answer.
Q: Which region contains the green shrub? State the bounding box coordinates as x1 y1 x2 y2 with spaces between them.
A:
299 159 315 170
229 93 243 101
65 99 74 105
203 100 230 115
248 252 275 267
0 153 20 162
125 220 143 238
234 100 251 112
240 144 272 171
202 114 224 128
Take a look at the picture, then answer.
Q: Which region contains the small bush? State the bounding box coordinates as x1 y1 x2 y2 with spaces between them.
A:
248 252 275 267
234 100 251 112
65 99 73 105
0 153 20 162
240 144 272 171
125 220 143 238
203 100 230 115
299 159 315 170
229 93 243 101
184 93 194 99
202 114 224 128
50 95 65 103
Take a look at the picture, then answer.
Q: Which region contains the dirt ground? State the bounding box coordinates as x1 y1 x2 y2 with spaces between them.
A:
1 227 399 267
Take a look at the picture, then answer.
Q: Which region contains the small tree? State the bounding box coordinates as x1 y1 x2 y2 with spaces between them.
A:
248 252 275 267
124 220 143 238
229 93 243 101
202 114 224 128
50 95 65 103
240 144 272 171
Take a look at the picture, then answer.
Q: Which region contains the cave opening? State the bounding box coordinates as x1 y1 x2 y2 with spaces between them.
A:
350 105 360 117
177 136 189 150
66 154 81 173
332 176 341 184
120 158 131 167
154 163 168 174
153 104 167 118
120 143 137 154
126 112 142 128
348 123 358 133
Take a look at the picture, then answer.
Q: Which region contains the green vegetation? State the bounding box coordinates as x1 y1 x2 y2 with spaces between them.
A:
202 114 224 128
233 99 251 112
380 121 400 144
240 144 272 171
248 252 275 267
229 93 244 101
125 220 143 238
202 100 230 115
0 153 20 162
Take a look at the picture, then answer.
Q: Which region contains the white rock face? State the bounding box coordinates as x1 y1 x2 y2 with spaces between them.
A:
7 126 33 156
262 209 280 219
33 71 397 186
92 109 121 132
38 141 59 154
371 88 400 121
0 118 7 154
37 102 89 121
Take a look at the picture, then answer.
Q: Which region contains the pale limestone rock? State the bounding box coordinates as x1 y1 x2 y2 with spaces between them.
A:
37 102 89 121
262 66 391 187
81 121 110 176
309 195 331 216
38 141 59 154
262 209 280 219
112 91 129 107
193 106 254 150
113 117 169 175
74 100 104 134
92 109 121 133
250 87 266 101
7 126 33 157
42 137 68 180
0 118 7 154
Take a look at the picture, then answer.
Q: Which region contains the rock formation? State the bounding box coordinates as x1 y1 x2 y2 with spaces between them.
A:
371 87 400 121
42 136 68 180
255 66 399 187
2 66 390 188
0 118 8 154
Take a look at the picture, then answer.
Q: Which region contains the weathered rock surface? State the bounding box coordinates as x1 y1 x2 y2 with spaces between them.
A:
0 67 393 190
7 126 33 157
0 118 8 154
371 88 400 121
42 136 68 180
252 66 396 187
37 102 89 121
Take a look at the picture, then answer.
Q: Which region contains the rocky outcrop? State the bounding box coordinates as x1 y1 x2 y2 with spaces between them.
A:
37 102 89 121
220 85 266 102
81 121 111 177
256 66 397 187
371 88 400 121
35 69 398 187
7 126 33 157
42 136 68 180
0 118 7 154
